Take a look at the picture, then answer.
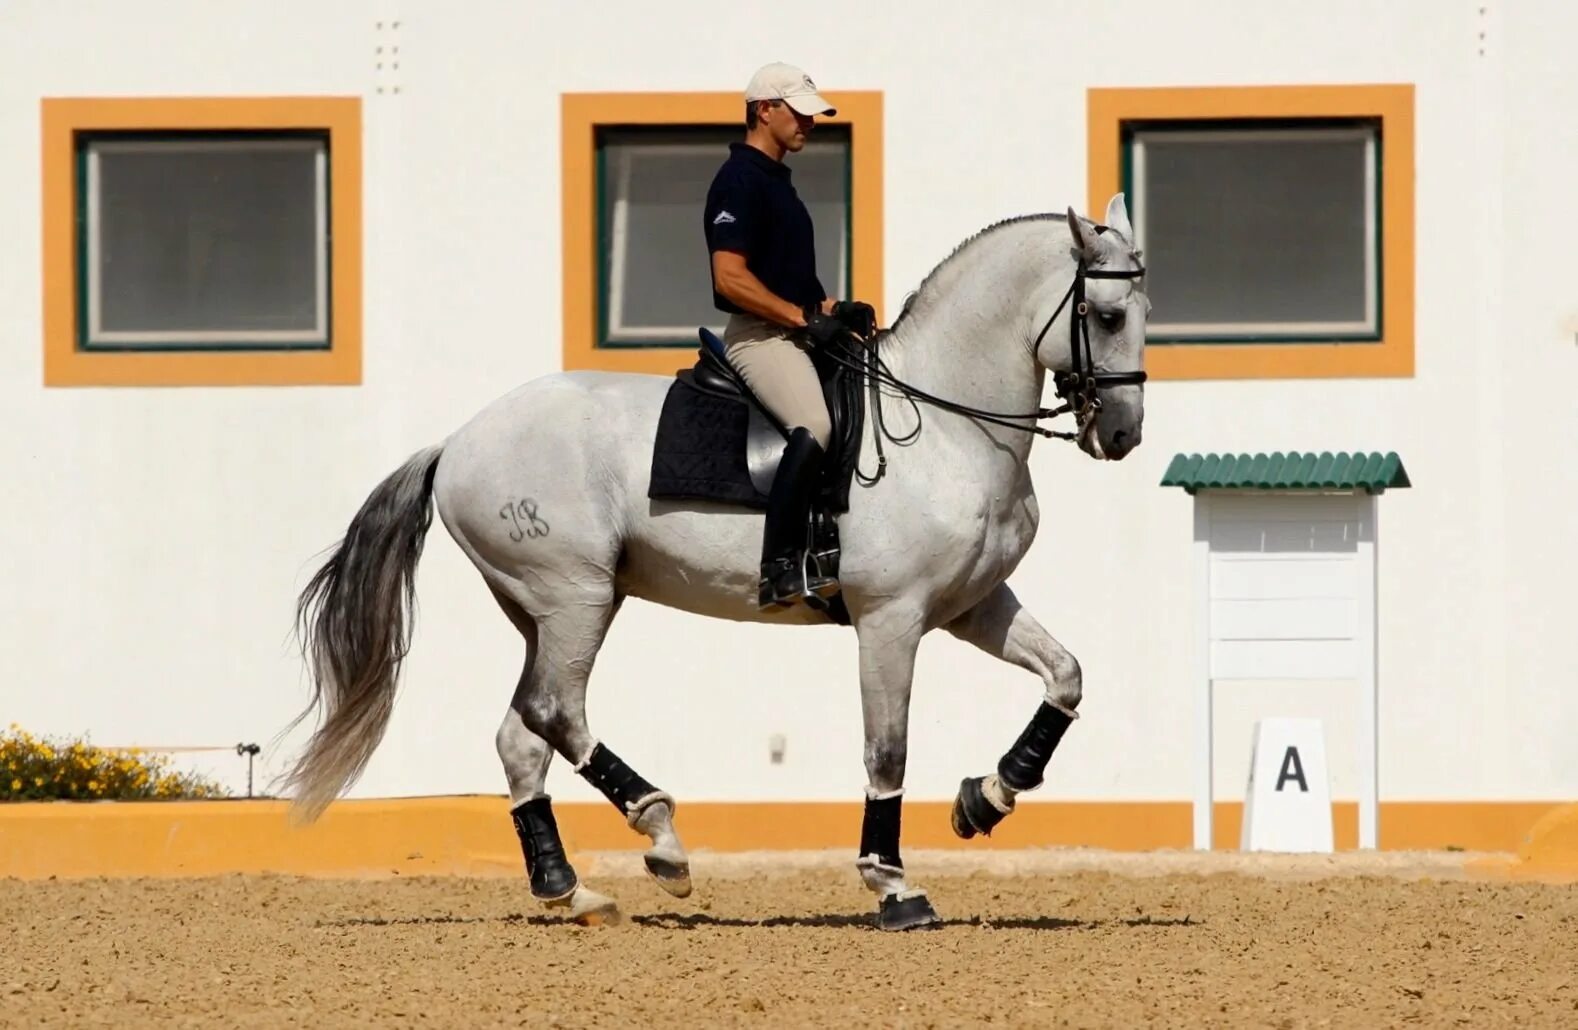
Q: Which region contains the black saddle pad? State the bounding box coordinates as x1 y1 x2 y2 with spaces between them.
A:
648 347 865 513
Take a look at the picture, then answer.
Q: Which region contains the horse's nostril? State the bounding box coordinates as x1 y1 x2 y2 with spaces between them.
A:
1113 430 1128 445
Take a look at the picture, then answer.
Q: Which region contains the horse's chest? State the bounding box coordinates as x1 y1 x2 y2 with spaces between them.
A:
970 494 1037 581
925 481 1037 588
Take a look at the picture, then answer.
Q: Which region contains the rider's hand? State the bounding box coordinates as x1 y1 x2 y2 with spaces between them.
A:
831 300 877 338
800 305 847 349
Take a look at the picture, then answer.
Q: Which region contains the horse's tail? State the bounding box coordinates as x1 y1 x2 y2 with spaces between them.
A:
280 444 444 824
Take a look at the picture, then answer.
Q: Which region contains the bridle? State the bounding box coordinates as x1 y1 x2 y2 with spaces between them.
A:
1032 253 1149 430
820 243 1148 485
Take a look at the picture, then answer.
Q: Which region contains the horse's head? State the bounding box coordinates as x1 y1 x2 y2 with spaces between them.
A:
1038 194 1149 461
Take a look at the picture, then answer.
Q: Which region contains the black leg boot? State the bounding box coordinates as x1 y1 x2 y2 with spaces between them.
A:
758 427 839 610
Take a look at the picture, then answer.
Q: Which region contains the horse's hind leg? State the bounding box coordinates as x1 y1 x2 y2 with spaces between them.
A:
943 583 1081 839
489 588 620 924
496 580 693 900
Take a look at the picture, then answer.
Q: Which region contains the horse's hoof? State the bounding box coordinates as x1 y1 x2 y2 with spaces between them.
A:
546 885 623 927
644 854 693 898
877 890 942 932
951 784 978 839
952 775 1009 840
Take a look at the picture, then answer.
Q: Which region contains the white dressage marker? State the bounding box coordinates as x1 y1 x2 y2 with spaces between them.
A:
1241 717 1334 853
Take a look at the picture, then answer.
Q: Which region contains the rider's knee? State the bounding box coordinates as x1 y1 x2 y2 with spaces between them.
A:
797 414 832 452
1046 652 1083 711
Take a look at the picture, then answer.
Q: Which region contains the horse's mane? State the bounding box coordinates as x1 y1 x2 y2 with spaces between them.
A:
876 210 1129 340
879 213 1066 337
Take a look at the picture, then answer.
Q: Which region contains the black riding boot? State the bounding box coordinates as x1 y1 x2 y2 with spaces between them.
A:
759 428 839 609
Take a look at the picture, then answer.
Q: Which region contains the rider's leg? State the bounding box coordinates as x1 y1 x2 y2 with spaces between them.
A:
723 315 837 608
723 315 832 449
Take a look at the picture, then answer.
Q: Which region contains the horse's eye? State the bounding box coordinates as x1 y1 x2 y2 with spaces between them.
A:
1097 309 1125 332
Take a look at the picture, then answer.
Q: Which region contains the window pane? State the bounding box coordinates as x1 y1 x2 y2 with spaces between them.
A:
599 128 849 344
614 146 729 334
1135 127 1374 335
90 138 324 342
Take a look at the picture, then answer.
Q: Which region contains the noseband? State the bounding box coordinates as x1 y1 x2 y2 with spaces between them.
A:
1032 256 1149 428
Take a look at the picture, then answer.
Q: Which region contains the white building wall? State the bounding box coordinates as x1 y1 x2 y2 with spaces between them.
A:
1 0 1573 806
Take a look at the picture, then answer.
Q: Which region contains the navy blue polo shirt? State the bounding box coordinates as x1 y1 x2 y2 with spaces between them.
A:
702 142 826 314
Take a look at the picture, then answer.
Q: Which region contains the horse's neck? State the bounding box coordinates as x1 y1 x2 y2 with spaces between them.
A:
880 226 1063 465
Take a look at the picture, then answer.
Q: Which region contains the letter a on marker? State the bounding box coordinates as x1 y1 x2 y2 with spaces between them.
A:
1275 746 1309 792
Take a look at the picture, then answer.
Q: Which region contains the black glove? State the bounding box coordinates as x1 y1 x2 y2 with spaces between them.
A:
801 306 847 349
831 299 877 338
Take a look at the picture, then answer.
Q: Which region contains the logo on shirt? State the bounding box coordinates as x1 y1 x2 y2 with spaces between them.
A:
713 210 736 225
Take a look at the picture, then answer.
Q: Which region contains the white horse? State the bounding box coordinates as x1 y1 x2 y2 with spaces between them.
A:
283 196 1150 930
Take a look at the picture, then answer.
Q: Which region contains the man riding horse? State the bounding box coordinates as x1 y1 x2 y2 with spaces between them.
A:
703 61 878 610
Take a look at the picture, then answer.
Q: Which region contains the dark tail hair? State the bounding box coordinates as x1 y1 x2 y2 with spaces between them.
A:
280 445 443 823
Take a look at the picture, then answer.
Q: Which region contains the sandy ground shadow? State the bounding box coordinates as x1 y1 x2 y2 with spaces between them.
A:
2 850 1575 1027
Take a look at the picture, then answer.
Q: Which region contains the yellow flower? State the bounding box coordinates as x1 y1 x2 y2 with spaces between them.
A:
34 777 44 787
9 779 19 791
40 746 54 760
87 780 99 791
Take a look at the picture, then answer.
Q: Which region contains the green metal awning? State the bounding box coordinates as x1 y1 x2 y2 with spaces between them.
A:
1160 451 1411 494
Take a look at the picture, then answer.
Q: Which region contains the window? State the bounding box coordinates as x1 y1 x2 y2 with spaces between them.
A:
1130 123 1377 341
42 97 361 386
597 127 850 348
1088 85 1413 379
561 92 883 376
83 134 329 349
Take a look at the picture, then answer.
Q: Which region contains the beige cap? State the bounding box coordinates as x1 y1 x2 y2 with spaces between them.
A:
744 62 836 117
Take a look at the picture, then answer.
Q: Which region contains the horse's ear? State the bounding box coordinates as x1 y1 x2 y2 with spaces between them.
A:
1104 193 1135 243
1066 206 1098 260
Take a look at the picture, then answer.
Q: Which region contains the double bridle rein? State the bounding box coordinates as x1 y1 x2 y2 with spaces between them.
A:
823 249 1147 485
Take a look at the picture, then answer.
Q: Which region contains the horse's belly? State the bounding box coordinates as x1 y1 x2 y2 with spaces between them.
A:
618 504 828 626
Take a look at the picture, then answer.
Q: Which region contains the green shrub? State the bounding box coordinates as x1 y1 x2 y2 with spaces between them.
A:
1 724 229 801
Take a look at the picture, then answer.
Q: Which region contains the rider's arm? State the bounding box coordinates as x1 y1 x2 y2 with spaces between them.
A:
710 250 811 328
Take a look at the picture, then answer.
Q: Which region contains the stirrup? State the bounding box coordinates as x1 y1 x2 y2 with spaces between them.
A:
758 552 838 610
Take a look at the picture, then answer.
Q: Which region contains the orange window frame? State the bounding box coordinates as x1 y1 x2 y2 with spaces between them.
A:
41 96 362 387
561 91 883 376
1087 84 1414 380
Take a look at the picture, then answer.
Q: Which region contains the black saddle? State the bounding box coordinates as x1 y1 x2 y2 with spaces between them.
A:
648 327 868 623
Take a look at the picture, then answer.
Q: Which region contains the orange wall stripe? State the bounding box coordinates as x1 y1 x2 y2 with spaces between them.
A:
1 798 1564 880
1087 84 1414 380
40 96 362 387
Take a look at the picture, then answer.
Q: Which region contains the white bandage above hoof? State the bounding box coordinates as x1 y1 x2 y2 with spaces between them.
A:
623 790 675 830
982 774 1018 813
856 855 909 898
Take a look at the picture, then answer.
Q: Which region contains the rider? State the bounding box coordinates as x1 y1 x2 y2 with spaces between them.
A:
703 61 877 610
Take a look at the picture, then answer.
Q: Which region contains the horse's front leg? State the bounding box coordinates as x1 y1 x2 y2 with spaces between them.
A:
854 605 942 931
944 582 1081 839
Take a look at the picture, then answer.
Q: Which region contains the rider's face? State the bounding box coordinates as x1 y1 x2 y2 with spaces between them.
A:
763 100 814 152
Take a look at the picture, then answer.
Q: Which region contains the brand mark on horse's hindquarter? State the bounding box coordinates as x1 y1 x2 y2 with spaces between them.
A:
500 499 550 542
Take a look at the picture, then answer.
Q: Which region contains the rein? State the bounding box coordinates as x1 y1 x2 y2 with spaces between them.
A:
820 255 1148 485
